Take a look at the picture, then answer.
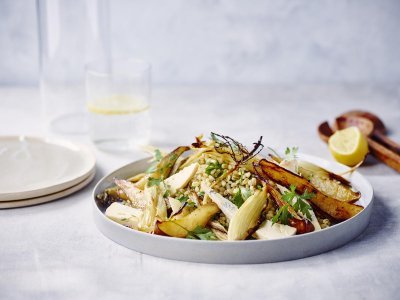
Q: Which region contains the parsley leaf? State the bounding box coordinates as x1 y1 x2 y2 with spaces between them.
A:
186 201 196 208
146 149 163 174
176 195 196 207
232 189 244 208
163 190 170 198
272 204 291 225
281 184 315 221
205 161 223 177
186 226 217 240
281 184 297 204
177 195 189 203
147 177 162 187
285 146 298 160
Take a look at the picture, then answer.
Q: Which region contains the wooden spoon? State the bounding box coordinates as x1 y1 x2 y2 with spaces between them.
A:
335 116 400 173
341 110 400 154
317 121 334 142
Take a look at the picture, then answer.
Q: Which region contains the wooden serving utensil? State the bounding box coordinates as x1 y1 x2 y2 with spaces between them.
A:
317 115 400 173
317 121 334 143
341 110 400 154
335 116 400 173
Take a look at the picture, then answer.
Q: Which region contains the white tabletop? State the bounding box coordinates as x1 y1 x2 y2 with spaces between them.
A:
1 85 399 299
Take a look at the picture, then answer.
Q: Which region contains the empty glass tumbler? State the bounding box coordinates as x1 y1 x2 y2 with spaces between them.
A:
85 58 151 152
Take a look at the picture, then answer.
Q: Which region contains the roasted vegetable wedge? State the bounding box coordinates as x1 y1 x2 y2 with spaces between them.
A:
266 184 315 234
227 187 267 240
257 159 363 220
151 146 190 179
298 160 361 202
158 203 220 238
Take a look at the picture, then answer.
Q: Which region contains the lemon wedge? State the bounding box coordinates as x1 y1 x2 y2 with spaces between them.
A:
328 127 369 166
87 95 149 115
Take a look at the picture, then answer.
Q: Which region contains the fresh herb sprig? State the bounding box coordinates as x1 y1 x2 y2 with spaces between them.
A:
147 177 163 187
272 184 315 224
177 195 196 207
231 188 251 208
146 149 163 174
272 204 291 225
232 189 244 208
177 195 189 203
186 226 217 240
285 146 298 160
205 161 223 177
281 184 314 220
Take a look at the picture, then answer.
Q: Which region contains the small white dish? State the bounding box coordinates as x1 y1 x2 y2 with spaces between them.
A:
0 171 95 209
0 136 96 201
93 154 373 264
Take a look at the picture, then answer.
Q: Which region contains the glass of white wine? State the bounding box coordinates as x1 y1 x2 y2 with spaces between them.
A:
85 58 151 152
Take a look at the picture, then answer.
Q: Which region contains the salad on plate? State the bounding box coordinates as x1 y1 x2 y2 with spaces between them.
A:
96 133 363 241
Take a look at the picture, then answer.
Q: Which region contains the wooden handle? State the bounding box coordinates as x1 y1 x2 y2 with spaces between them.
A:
318 121 334 142
372 131 400 155
317 121 400 173
367 137 400 173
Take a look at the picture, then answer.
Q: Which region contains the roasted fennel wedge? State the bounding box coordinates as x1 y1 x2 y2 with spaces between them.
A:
227 186 268 240
298 160 360 202
256 159 363 220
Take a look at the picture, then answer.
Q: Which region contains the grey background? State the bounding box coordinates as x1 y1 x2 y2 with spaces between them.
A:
1 0 400 85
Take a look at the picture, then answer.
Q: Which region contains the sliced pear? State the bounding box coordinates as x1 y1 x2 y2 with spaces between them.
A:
202 182 238 222
158 203 219 238
105 202 143 229
227 187 268 240
254 220 296 240
164 163 199 194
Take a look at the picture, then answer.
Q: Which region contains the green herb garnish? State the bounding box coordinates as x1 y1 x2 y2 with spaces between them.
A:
146 149 163 173
163 190 170 198
147 177 163 187
272 204 291 225
186 201 196 208
205 161 223 177
281 184 314 220
186 226 217 240
284 146 298 160
198 191 205 197
232 189 244 208
177 195 189 203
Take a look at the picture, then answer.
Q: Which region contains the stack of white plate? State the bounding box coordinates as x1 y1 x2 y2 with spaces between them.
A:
0 136 96 209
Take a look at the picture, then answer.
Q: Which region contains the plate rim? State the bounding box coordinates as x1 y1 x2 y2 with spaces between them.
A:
0 135 96 201
0 170 96 209
92 153 373 245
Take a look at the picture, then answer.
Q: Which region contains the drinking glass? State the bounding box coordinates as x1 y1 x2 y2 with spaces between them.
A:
85 58 151 151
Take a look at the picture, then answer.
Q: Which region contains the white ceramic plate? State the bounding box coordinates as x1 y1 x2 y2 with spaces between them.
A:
93 154 373 264
0 136 96 201
0 171 95 209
